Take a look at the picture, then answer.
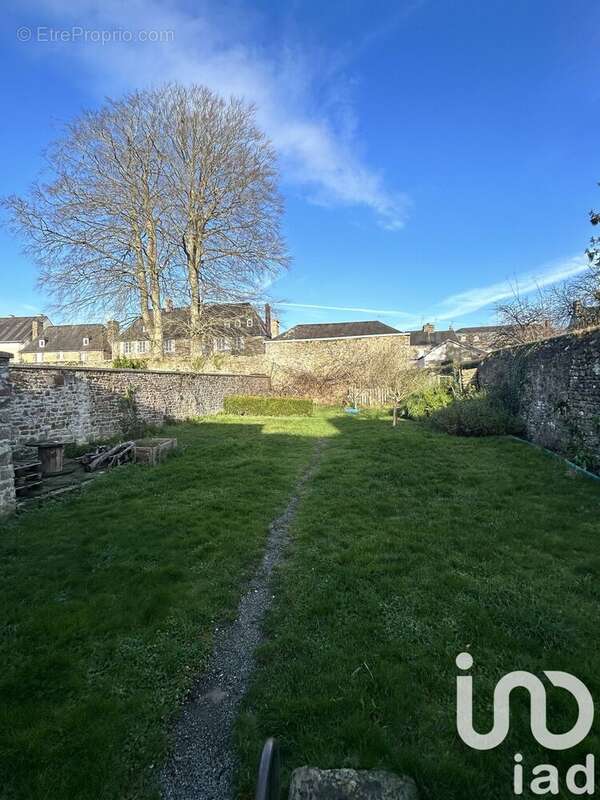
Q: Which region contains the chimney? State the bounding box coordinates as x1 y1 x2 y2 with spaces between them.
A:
31 318 40 340
165 298 174 312
264 303 272 337
271 318 280 338
106 320 120 343
422 322 435 334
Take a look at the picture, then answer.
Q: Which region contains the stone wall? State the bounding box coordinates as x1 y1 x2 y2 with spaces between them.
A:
266 334 411 389
477 328 600 471
7 365 270 448
0 354 16 516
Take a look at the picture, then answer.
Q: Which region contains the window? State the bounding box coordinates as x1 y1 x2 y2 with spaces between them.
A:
80 352 88 363
36 352 43 363
214 337 230 352
246 318 253 327
136 340 149 354
58 352 64 361
235 336 245 351
164 339 175 353
235 319 242 328
123 341 133 354
39 338 45 348
224 320 231 328
82 337 90 346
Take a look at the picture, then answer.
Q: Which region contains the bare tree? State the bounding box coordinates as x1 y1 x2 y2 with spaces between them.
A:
158 84 288 355
2 83 288 359
2 90 177 356
494 288 561 347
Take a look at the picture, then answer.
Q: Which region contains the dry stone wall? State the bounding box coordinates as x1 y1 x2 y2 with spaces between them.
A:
0 354 16 516
477 329 600 472
7 365 270 448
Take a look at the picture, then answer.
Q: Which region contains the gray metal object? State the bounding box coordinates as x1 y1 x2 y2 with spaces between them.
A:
255 738 280 800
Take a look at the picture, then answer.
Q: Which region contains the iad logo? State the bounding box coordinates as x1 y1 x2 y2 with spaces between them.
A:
455 652 595 795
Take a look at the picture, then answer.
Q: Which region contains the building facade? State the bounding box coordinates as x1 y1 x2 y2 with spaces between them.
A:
266 321 411 381
0 315 51 361
20 324 111 365
114 303 277 362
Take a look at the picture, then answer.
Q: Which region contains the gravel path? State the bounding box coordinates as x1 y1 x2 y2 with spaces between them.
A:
161 439 325 800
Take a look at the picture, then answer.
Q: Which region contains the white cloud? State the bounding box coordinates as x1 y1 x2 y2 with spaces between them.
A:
432 255 588 321
279 254 589 330
23 0 408 230
278 302 414 317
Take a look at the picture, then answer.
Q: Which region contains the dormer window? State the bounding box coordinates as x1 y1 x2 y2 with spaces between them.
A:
246 318 253 327
235 319 242 328
224 320 231 328
82 337 90 346
39 339 45 348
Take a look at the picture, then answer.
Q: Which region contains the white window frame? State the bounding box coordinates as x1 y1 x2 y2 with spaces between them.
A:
123 341 133 355
80 351 88 363
246 318 253 327
224 320 231 328
235 319 242 328
214 337 230 352
82 337 90 346
36 352 43 363
58 352 64 361
39 339 45 348
164 338 175 353
235 336 245 350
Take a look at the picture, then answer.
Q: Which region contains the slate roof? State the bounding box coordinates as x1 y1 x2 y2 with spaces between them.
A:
0 315 47 343
274 321 403 341
21 324 109 353
118 303 267 341
455 325 508 334
408 329 459 347
418 340 487 362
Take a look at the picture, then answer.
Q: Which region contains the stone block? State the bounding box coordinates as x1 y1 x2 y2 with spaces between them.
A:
288 768 419 800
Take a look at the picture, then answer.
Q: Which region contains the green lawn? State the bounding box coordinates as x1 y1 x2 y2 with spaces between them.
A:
235 413 600 799
2 410 599 799
0 413 334 800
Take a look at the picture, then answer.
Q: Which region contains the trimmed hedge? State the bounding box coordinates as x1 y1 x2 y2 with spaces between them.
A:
223 395 314 417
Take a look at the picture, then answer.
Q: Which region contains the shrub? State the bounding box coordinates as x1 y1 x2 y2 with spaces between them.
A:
401 385 453 419
223 395 313 417
112 356 148 370
429 393 524 437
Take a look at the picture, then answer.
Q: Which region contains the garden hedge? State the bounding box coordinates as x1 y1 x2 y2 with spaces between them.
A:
223 395 314 417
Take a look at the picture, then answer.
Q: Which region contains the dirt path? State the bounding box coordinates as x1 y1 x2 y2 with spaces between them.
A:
161 439 325 800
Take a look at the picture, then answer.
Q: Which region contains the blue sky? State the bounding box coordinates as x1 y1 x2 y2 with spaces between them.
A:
1 0 599 332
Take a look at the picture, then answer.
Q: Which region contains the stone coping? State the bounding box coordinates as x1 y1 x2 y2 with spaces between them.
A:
9 363 269 379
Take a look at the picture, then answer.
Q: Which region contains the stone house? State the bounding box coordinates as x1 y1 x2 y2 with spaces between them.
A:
409 323 460 360
0 315 51 361
266 320 411 381
454 325 513 351
409 322 520 357
20 324 111 365
114 302 279 361
568 300 600 331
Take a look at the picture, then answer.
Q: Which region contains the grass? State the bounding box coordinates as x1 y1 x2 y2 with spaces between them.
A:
0 413 334 800
235 413 600 799
3 409 600 799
